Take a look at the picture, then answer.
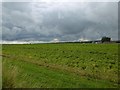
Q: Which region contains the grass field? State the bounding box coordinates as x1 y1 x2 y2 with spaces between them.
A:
2 43 119 88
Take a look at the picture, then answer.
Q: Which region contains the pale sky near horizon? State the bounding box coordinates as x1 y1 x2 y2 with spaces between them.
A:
2 1 118 42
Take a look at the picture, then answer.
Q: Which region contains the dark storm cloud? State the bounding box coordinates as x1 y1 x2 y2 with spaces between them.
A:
2 2 118 41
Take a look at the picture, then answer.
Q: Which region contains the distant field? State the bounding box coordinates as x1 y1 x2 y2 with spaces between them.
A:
2 43 119 88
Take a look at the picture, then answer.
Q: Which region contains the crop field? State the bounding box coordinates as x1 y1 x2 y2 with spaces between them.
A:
2 43 119 88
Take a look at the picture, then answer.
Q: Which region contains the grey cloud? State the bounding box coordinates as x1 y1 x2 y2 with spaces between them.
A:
2 2 118 41
2 2 32 12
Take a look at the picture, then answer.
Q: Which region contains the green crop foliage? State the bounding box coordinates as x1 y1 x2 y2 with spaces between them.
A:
2 43 119 88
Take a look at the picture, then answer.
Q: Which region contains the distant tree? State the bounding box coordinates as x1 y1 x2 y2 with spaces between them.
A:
101 36 111 43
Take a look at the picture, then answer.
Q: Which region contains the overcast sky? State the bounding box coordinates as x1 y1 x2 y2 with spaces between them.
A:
2 1 118 42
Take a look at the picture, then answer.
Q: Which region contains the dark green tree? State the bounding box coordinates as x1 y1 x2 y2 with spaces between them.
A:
101 36 111 43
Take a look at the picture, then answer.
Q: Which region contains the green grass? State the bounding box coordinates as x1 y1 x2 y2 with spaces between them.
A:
2 43 119 88
0 45 2 89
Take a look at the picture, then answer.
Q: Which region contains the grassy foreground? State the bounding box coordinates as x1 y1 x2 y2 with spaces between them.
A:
2 43 119 88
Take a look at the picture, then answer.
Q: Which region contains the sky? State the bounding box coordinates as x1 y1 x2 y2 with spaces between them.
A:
2 1 118 43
